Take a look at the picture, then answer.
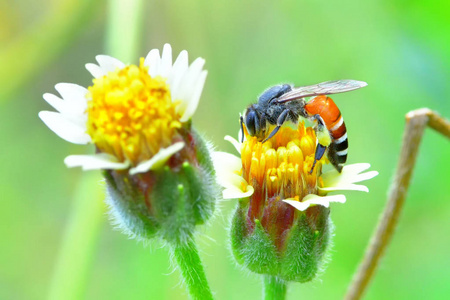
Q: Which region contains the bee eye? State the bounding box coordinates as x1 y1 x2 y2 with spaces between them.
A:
245 110 259 136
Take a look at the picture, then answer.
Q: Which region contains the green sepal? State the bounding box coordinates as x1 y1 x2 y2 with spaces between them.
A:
151 162 216 244
104 170 159 240
280 206 332 282
230 202 333 283
242 219 279 275
280 214 318 282
230 203 247 264
230 203 279 275
104 126 218 245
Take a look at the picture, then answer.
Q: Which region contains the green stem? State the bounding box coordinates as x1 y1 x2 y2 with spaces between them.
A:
48 172 104 300
263 276 287 300
106 0 145 62
171 240 214 300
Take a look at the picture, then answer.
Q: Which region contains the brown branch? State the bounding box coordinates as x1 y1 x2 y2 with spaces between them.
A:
344 108 450 300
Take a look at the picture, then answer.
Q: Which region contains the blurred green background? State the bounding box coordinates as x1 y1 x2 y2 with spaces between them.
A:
1 0 449 299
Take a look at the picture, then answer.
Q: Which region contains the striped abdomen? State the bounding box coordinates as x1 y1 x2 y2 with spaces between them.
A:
304 95 348 172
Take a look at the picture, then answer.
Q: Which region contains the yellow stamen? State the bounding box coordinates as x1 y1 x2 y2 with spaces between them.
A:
241 121 324 200
86 58 180 165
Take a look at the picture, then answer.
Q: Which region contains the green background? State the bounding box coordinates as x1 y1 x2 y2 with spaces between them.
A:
1 0 449 299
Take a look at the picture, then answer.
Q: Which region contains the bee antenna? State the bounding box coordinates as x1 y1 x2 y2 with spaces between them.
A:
240 115 244 143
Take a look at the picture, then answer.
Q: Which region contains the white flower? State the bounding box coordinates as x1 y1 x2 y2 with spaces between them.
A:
213 134 378 212
211 151 254 199
319 163 378 193
283 194 347 211
39 44 207 174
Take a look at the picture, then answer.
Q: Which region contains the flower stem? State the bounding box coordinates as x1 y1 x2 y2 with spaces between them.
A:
48 172 104 300
171 240 214 300
345 109 450 300
106 0 145 62
263 276 287 300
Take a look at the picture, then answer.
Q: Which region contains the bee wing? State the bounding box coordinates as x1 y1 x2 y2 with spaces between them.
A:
277 80 368 103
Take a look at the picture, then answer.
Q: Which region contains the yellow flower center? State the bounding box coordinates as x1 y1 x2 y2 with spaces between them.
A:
241 122 324 200
86 58 181 165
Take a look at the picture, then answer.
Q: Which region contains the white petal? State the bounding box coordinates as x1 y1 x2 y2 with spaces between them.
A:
353 171 379 183
159 44 173 78
223 184 254 199
343 163 372 174
64 154 129 170
179 70 207 122
224 135 242 154
283 200 311 211
95 55 125 73
283 194 346 211
174 57 205 106
43 93 87 130
217 172 246 190
168 50 189 97
129 142 185 175
43 93 66 113
320 184 369 193
145 49 161 77
211 151 242 177
54 83 88 115
39 111 90 144
321 163 378 192
85 63 105 78
211 151 253 198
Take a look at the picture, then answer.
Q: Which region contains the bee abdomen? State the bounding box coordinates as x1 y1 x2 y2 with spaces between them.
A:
329 116 348 170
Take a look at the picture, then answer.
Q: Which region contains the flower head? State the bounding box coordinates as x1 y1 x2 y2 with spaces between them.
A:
214 121 377 281
214 122 378 212
39 44 207 174
40 45 217 244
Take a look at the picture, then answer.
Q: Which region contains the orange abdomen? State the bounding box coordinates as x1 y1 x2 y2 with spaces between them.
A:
304 95 348 172
304 95 345 139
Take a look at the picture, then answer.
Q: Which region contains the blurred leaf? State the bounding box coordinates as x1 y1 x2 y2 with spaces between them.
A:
0 0 103 101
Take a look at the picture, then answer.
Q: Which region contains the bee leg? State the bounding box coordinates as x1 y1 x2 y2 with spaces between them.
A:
262 126 281 143
309 143 327 174
309 114 331 173
262 108 290 143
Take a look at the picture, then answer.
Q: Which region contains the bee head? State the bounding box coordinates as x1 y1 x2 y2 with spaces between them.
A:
244 108 260 138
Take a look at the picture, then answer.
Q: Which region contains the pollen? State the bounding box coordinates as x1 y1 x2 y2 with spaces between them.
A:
86 58 181 165
241 122 324 200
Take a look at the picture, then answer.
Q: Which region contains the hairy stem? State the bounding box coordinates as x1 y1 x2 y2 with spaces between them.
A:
263 276 287 300
345 108 450 300
171 240 214 300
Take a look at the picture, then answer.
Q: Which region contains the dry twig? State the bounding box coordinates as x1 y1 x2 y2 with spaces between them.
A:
345 108 450 300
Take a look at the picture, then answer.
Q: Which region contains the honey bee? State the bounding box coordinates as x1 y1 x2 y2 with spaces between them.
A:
241 80 367 173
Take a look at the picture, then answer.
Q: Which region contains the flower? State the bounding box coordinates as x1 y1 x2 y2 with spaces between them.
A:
39 44 218 244
39 44 207 174
214 121 378 282
213 124 378 212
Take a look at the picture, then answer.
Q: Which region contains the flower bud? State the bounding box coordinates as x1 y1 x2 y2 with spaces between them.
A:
231 187 332 283
105 126 217 244
214 122 377 282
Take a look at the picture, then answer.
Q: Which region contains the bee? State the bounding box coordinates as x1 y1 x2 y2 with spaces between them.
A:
240 80 367 173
